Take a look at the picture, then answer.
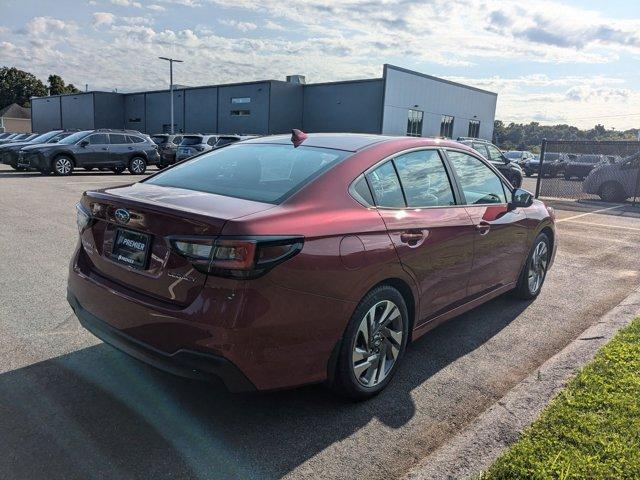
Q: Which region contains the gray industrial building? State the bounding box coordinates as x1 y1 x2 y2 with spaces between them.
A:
31 64 497 140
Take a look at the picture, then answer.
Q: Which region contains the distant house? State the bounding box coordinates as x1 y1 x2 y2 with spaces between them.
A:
0 103 32 133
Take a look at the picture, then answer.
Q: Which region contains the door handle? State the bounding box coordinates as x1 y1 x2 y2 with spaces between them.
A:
400 231 424 245
476 221 491 235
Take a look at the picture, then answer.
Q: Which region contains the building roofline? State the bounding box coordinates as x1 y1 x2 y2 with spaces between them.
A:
304 78 383 88
383 64 498 96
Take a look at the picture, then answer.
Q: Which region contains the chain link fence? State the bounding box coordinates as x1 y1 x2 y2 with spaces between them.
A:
531 140 640 205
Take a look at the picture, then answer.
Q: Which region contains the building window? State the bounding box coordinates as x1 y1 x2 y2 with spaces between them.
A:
231 97 251 104
230 109 251 116
440 115 454 138
468 120 480 138
128 117 141 123
406 109 423 137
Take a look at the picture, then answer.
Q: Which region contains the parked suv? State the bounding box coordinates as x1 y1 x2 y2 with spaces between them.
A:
523 153 566 177
505 150 535 168
584 152 640 202
176 134 247 161
457 138 523 187
17 129 160 176
151 134 183 168
563 154 604 180
1 130 76 170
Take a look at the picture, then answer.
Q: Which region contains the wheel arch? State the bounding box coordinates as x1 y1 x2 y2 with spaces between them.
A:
52 151 76 166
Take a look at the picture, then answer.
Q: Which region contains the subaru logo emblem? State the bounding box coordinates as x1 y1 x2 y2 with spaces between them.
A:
114 208 131 224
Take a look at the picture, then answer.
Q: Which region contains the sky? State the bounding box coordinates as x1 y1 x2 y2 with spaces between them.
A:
1 0 640 129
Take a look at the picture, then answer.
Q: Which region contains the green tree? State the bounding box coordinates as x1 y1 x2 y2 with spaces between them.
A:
0 66 48 109
47 74 80 95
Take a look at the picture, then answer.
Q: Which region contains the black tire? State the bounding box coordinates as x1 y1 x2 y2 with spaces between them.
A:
331 285 409 400
599 182 625 203
128 156 147 175
52 156 74 176
512 232 550 300
112 165 125 174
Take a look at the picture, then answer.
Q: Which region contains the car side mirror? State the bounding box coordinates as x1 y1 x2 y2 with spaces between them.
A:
509 188 533 210
79 140 89 147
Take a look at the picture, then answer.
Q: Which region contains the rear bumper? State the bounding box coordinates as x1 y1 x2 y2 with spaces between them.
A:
68 290 256 392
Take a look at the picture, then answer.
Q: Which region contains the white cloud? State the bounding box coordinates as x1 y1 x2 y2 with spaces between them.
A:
92 12 116 27
147 4 166 11
109 0 143 7
218 19 257 32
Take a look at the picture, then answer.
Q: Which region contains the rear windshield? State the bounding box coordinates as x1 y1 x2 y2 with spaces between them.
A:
145 143 349 203
181 136 203 146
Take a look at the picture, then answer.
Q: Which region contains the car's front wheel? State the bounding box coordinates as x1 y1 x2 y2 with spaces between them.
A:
52 156 74 176
331 285 409 400
512 232 550 300
128 156 147 175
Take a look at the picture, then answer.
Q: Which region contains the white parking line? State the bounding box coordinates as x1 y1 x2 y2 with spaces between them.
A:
556 204 625 223
560 220 640 232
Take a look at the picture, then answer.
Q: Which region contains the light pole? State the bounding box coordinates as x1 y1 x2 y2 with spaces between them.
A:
158 56 183 134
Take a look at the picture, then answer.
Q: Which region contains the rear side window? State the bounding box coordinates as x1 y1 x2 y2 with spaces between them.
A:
216 137 238 147
128 135 145 144
393 150 455 207
446 150 507 204
366 161 405 208
109 134 128 144
145 143 348 203
181 136 203 146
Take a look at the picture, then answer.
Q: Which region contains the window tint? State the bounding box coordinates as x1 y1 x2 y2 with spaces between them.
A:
109 134 128 144
351 175 374 205
216 137 238 147
485 144 504 162
366 161 405 208
447 151 507 204
145 144 348 203
88 134 108 145
393 150 455 207
406 109 423 137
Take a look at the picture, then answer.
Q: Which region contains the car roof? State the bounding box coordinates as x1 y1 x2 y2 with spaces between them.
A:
242 133 461 152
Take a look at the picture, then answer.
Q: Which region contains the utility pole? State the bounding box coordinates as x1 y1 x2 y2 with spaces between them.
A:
158 57 183 134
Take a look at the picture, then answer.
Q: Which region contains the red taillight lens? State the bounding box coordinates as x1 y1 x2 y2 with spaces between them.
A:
169 236 303 279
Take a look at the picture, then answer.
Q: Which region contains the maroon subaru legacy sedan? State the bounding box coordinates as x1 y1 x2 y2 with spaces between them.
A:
67 132 556 399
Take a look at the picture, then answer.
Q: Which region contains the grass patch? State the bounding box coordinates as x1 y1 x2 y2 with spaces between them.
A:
482 318 640 480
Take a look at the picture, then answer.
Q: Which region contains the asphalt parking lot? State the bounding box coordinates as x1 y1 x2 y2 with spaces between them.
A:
2 164 640 480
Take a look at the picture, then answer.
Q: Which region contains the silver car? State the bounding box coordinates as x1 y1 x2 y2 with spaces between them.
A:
583 153 640 202
176 134 249 161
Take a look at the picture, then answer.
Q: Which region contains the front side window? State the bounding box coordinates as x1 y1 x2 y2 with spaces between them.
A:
446 150 507 204
468 120 480 138
366 161 405 208
393 150 455 207
145 143 348 203
440 115 454 138
406 109 423 137
88 134 108 145
485 144 504 162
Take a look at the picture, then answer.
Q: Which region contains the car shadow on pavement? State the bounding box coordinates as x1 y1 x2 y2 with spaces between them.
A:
0 295 531 480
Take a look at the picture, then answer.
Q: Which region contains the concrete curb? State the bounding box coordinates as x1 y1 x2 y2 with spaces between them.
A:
404 285 640 480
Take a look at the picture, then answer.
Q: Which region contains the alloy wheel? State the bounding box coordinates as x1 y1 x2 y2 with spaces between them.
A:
528 240 549 294
130 158 146 174
351 300 404 388
54 158 72 175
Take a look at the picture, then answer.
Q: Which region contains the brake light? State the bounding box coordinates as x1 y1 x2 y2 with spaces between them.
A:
75 203 93 233
169 236 304 279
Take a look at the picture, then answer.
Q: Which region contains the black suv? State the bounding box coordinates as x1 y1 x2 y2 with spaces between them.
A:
457 137 524 188
17 129 160 176
151 133 183 168
1 130 77 170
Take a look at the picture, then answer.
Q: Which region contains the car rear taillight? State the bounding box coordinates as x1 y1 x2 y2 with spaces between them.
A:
75 203 93 233
169 236 304 279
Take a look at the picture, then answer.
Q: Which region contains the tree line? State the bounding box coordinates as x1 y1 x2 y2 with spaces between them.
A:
493 120 639 153
0 66 80 110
